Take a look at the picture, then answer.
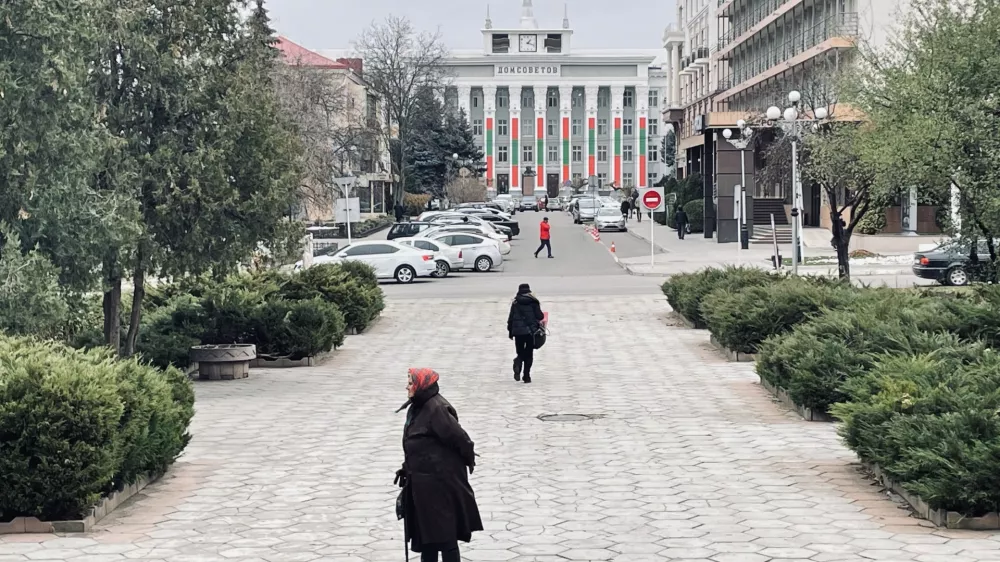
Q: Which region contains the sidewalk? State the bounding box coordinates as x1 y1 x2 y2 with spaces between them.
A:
620 220 912 277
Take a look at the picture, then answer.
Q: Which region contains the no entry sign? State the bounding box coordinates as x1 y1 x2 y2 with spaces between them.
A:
641 190 663 211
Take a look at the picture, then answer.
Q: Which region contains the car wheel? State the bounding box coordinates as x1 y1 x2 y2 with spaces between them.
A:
431 260 450 278
474 256 493 272
394 265 416 284
946 266 969 286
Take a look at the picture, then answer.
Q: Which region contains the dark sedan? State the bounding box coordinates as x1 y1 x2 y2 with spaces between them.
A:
387 221 441 240
912 240 994 286
467 212 520 236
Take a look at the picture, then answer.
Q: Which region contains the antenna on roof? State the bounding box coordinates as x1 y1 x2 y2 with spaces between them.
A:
563 3 570 29
485 4 493 29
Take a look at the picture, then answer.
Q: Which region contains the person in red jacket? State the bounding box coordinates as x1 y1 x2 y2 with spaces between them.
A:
534 217 552 258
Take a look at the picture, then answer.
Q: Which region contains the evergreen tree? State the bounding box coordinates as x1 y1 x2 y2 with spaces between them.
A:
404 87 447 194
442 109 483 165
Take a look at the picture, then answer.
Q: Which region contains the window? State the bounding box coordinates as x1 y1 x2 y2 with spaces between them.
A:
649 90 659 107
648 172 658 186
522 91 533 108
414 240 437 251
623 119 633 136
492 34 510 53
572 119 582 136
366 244 399 255
523 145 533 163
598 118 608 135
649 118 659 136
342 246 371 257
572 92 581 107
547 90 558 108
498 119 508 136
623 172 634 187
498 93 508 108
473 119 484 136
598 93 609 108
572 145 582 162
453 235 482 246
623 90 634 108
547 119 556 136
524 123 533 137
547 145 558 162
597 145 608 162
598 172 608 186
498 146 508 162
473 96 480 108
545 33 563 53
649 145 659 162
623 145 634 163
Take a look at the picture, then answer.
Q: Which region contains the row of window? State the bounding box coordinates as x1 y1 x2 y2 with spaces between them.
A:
474 118 662 137
494 144 662 164
470 89 662 109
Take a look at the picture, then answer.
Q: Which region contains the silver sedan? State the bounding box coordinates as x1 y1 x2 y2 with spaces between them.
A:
594 207 627 232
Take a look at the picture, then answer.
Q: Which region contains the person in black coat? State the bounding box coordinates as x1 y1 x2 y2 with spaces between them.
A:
395 368 482 562
507 283 544 383
674 207 689 239
394 202 405 222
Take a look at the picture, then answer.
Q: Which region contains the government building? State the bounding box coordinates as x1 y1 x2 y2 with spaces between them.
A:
443 0 668 196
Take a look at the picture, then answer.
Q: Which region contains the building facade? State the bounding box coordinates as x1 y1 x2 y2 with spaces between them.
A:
663 0 905 241
443 0 668 197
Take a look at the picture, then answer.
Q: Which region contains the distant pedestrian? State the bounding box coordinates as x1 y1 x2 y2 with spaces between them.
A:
620 199 631 222
630 190 640 218
534 217 552 258
674 207 689 239
507 284 545 383
395 368 482 562
394 202 405 222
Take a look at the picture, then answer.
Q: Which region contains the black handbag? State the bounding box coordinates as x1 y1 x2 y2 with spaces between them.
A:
514 303 547 350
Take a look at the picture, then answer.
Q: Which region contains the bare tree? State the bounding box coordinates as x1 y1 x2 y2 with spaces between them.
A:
354 16 451 204
274 58 377 220
446 176 485 204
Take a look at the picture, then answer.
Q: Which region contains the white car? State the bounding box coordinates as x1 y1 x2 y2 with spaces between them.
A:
427 232 503 272
456 207 512 220
313 240 437 283
396 237 463 278
494 195 516 214
595 207 627 232
420 224 511 254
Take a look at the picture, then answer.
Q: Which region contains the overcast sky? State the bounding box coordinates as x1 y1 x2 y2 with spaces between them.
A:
265 0 675 51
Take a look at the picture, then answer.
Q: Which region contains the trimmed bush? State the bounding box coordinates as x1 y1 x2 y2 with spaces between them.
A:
252 298 346 359
683 199 704 233
0 336 193 521
137 295 209 369
661 266 775 328
702 277 856 354
403 193 431 217
281 263 384 332
833 348 1000 515
756 290 987 414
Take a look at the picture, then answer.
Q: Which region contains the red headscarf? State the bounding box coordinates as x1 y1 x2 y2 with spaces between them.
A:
408 367 439 393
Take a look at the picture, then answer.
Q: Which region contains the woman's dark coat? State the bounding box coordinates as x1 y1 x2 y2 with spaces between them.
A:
507 294 544 338
402 384 483 551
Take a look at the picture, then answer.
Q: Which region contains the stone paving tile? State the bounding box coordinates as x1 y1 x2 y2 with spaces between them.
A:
3 294 1000 561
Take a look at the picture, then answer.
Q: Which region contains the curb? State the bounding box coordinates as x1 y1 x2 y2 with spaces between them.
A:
625 226 672 254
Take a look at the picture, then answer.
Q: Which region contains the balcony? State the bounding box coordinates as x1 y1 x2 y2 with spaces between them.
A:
717 0 796 52
715 12 860 100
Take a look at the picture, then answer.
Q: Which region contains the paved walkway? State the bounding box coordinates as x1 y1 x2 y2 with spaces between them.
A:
3 295 1000 561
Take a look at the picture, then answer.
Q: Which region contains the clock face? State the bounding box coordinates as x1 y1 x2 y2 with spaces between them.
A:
519 34 537 52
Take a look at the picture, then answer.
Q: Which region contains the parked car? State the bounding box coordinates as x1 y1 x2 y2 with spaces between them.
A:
520 195 538 212
387 221 441 240
420 224 511 254
546 197 563 211
396 237 463 278
595 207 627 232
427 233 503 272
572 197 600 224
493 195 517 214
912 239 994 286
314 240 436 283
461 211 520 236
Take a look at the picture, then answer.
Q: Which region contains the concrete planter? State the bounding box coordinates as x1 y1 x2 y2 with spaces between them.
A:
190 344 256 380
709 334 757 363
670 311 699 329
0 473 158 534
249 351 332 369
866 463 1000 529
351 313 383 335
758 376 834 422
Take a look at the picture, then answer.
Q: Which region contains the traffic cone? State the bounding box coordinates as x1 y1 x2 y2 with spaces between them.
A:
610 242 616 253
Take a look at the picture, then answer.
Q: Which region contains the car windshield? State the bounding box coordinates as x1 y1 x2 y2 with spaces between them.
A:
598 208 620 216
579 199 598 209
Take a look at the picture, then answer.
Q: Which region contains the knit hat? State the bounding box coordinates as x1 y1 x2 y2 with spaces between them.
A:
518 283 531 294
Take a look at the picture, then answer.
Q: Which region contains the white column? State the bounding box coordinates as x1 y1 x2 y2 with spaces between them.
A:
558 85 573 184
457 85 472 118
636 85 649 188
585 85 599 181
610 85 625 188
483 85 497 189
510 86 522 192
671 46 681 107
533 85 547 193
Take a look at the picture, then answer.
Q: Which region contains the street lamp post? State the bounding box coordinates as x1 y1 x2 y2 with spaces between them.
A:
722 119 754 265
765 91 828 276
333 172 357 245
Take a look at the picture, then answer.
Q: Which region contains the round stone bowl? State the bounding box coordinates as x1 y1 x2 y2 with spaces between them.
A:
189 344 257 381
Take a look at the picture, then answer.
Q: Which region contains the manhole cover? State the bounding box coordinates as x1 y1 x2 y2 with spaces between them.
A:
538 414 604 422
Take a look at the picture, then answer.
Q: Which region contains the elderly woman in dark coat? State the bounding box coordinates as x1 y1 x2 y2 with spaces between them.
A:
395 368 483 562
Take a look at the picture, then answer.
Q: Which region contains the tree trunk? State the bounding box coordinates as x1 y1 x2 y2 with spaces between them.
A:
835 239 851 280
102 256 122 353
123 262 145 357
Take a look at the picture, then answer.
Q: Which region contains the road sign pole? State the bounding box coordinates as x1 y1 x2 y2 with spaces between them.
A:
650 211 655 266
